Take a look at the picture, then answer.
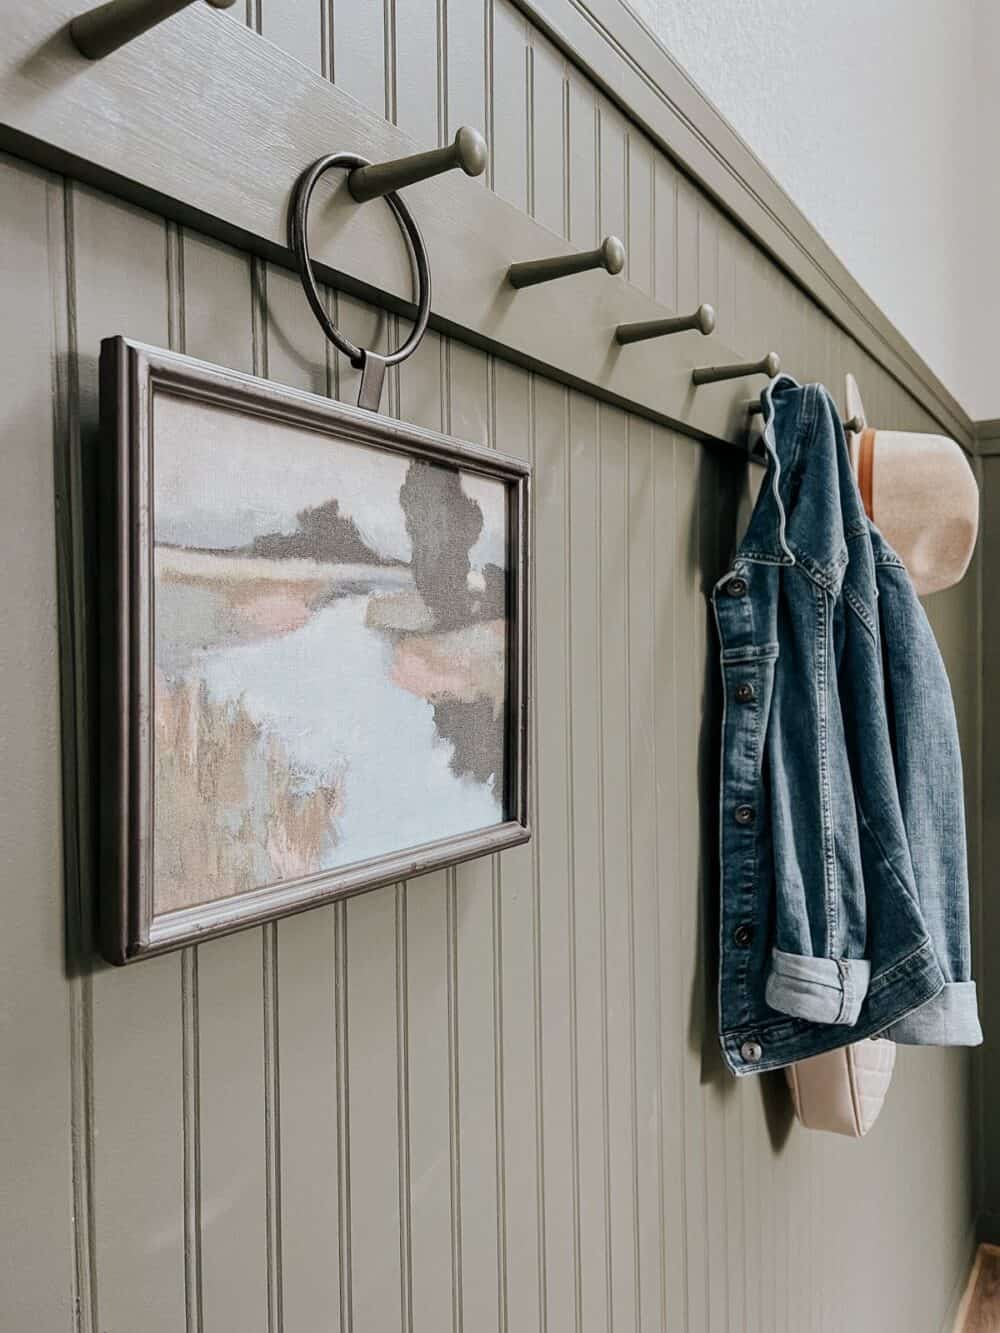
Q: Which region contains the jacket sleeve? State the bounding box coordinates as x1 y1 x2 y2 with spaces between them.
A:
760 565 872 1026
876 555 982 1046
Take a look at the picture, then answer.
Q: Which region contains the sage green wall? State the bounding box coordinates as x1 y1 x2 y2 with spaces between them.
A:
979 453 1000 1241
0 3 982 1330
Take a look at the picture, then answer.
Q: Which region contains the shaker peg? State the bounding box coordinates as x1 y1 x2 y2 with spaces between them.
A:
70 0 235 59
348 128 488 203
616 302 716 345
692 351 780 386
508 236 625 289
748 402 865 435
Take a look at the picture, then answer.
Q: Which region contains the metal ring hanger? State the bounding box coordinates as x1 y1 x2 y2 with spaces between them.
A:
289 130 486 413
289 152 432 413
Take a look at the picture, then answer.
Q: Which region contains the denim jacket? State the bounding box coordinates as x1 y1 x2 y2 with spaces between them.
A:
713 376 981 1075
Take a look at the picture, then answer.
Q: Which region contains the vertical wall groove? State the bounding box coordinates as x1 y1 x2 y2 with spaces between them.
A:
487 355 511 1333
595 405 614 1332
563 388 583 1333
168 217 204 1333
262 926 283 1333
623 422 641 1329
181 948 203 1333
334 902 353 1333
560 73 570 240
395 886 414 1333
446 868 464 1333
493 856 509 1333
56 172 98 1333
384 0 397 123
648 427 667 1333
437 0 448 143
254 255 283 1333
485 0 496 193
320 0 332 80
593 103 603 241
526 373 548 1333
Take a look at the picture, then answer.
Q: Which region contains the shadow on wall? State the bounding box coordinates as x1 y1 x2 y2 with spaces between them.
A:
55 351 103 985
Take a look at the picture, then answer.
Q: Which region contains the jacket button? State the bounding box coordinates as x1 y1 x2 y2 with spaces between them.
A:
733 923 754 948
726 576 748 597
740 1040 763 1064
734 804 755 826
735 681 756 703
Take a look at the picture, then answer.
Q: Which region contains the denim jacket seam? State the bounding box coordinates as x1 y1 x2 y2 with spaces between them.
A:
786 542 848 594
712 595 727 1057
774 971 849 994
814 580 839 951
855 800 917 909
736 690 766 1023
842 584 878 642
835 960 850 1023
737 550 795 567
866 937 935 996
721 642 779 662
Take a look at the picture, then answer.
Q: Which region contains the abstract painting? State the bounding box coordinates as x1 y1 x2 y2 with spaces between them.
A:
97 339 530 962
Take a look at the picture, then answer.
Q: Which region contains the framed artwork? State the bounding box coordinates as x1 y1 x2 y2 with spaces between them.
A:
97 337 531 963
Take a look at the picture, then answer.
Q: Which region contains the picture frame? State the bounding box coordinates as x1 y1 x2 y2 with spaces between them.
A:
97 336 531 964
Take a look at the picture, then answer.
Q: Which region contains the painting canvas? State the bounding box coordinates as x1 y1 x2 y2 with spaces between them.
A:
98 339 530 962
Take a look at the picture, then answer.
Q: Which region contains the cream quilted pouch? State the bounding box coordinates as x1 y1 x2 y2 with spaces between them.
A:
785 1039 895 1137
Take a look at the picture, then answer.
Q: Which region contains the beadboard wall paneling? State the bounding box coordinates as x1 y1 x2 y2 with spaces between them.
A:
0 4 983 1329
0 140 979 1333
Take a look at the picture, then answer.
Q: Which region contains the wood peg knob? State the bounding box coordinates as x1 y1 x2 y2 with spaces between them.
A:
508 235 626 289
692 351 780 386
70 0 236 61
348 128 488 203
615 302 716 346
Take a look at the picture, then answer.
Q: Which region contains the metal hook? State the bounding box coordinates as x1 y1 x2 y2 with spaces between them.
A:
70 0 235 59
692 351 780 386
507 236 625 289
348 128 488 203
616 302 716 346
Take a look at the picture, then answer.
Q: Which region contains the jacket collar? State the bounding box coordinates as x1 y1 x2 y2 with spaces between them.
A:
738 375 866 585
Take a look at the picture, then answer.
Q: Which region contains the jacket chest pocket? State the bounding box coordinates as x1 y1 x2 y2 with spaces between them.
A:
720 642 779 777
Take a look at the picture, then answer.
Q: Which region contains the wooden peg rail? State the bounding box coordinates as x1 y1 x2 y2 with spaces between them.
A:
8 0 786 451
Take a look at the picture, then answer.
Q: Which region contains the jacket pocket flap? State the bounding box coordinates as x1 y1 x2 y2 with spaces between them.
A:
721 641 779 664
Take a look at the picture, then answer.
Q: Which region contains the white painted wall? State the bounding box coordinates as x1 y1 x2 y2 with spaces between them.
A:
625 0 997 420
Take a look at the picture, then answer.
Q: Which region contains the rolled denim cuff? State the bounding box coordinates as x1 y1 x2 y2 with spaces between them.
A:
886 981 983 1046
764 948 870 1025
